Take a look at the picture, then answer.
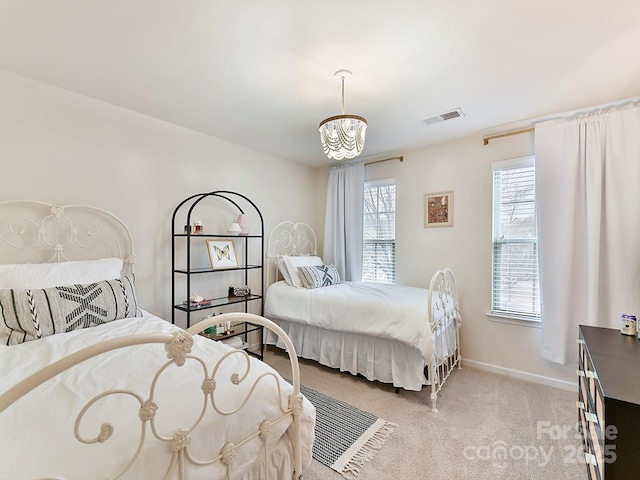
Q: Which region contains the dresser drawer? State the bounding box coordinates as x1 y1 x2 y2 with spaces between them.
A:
577 339 605 427
584 452 600 480
578 404 603 473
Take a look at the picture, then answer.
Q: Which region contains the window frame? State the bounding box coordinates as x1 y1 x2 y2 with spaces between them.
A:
490 155 541 324
362 178 396 284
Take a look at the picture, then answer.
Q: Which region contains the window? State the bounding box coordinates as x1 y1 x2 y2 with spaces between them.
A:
491 156 541 321
363 179 396 283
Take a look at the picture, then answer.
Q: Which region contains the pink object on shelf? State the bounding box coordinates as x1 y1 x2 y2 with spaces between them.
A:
237 214 249 235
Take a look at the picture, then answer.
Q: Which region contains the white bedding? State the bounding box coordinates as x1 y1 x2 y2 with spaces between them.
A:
0 314 315 480
265 280 455 362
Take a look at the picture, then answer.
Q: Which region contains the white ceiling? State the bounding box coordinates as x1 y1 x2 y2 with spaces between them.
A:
1 1 639 167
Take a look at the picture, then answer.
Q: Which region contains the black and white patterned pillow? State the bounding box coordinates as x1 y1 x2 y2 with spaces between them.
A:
0 275 142 345
298 264 341 289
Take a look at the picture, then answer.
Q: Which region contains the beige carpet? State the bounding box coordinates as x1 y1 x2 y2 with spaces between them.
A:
265 347 587 480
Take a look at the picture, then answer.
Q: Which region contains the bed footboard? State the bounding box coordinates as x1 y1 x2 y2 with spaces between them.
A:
426 267 462 412
187 313 306 480
0 313 306 480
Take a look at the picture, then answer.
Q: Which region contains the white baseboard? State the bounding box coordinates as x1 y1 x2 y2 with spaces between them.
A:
461 358 577 392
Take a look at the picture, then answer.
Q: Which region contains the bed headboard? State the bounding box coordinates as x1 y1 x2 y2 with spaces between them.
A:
0 200 135 271
266 221 317 285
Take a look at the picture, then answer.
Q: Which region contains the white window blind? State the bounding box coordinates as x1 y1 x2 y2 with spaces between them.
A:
363 179 396 283
491 156 541 320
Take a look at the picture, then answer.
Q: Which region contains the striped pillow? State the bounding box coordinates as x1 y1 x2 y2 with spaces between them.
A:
0 275 142 345
298 264 341 289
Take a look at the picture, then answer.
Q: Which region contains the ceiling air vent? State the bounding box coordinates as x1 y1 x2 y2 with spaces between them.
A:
422 108 465 125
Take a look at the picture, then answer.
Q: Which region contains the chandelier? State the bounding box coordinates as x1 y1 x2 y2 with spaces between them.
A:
318 69 367 160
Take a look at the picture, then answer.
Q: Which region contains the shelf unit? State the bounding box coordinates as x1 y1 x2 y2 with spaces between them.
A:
171 191 264 359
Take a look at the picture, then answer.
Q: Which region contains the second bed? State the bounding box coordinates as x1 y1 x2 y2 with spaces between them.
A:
263 221 462 412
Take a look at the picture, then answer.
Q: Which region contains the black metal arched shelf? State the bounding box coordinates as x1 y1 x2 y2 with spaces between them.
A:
171 191 264 359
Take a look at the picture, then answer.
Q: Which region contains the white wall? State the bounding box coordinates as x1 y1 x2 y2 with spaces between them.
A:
0 70 325 320
365 134 577 386
0 67 577 386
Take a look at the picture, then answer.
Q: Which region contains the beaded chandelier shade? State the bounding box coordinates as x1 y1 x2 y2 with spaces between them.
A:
318 70 367 160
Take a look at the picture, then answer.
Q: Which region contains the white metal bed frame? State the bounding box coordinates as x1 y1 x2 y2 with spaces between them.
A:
0 202 307 480
0 199 135 268
266 221 462 412
0 313 306 480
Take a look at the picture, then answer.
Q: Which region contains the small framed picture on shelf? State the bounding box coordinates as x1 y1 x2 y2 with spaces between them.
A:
424 191 453 227
206 240 238 269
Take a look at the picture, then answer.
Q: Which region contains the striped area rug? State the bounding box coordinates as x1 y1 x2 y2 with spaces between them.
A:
297 383 397 479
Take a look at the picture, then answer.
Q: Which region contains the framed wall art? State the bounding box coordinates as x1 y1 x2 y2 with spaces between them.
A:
206 240 238 269
424 191 453 227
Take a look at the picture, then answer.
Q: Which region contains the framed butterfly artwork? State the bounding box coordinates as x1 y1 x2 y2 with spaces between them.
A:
206 240 238 269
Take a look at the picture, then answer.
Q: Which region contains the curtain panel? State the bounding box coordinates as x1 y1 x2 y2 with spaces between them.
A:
323 163 364 281
535 101 640 364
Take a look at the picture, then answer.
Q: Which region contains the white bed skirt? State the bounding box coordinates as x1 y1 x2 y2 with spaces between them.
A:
231 433 298 480
264 318 427 391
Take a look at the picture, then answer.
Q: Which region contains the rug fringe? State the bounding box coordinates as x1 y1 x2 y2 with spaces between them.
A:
339 421 398 479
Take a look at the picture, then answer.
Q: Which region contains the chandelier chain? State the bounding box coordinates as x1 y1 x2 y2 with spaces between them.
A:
341 76 345 114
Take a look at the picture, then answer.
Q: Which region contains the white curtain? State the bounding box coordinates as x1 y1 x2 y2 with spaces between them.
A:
535 101 640 364
323 163 364 281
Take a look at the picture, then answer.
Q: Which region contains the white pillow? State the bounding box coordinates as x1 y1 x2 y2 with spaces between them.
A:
0 258 124 290
282 255 323 288
277 256 294 286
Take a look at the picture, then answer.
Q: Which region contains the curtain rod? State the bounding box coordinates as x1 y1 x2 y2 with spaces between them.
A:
483 127 534 145
364 155 404 166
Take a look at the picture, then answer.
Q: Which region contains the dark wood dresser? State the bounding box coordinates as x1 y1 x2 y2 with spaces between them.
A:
578 325 640 480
